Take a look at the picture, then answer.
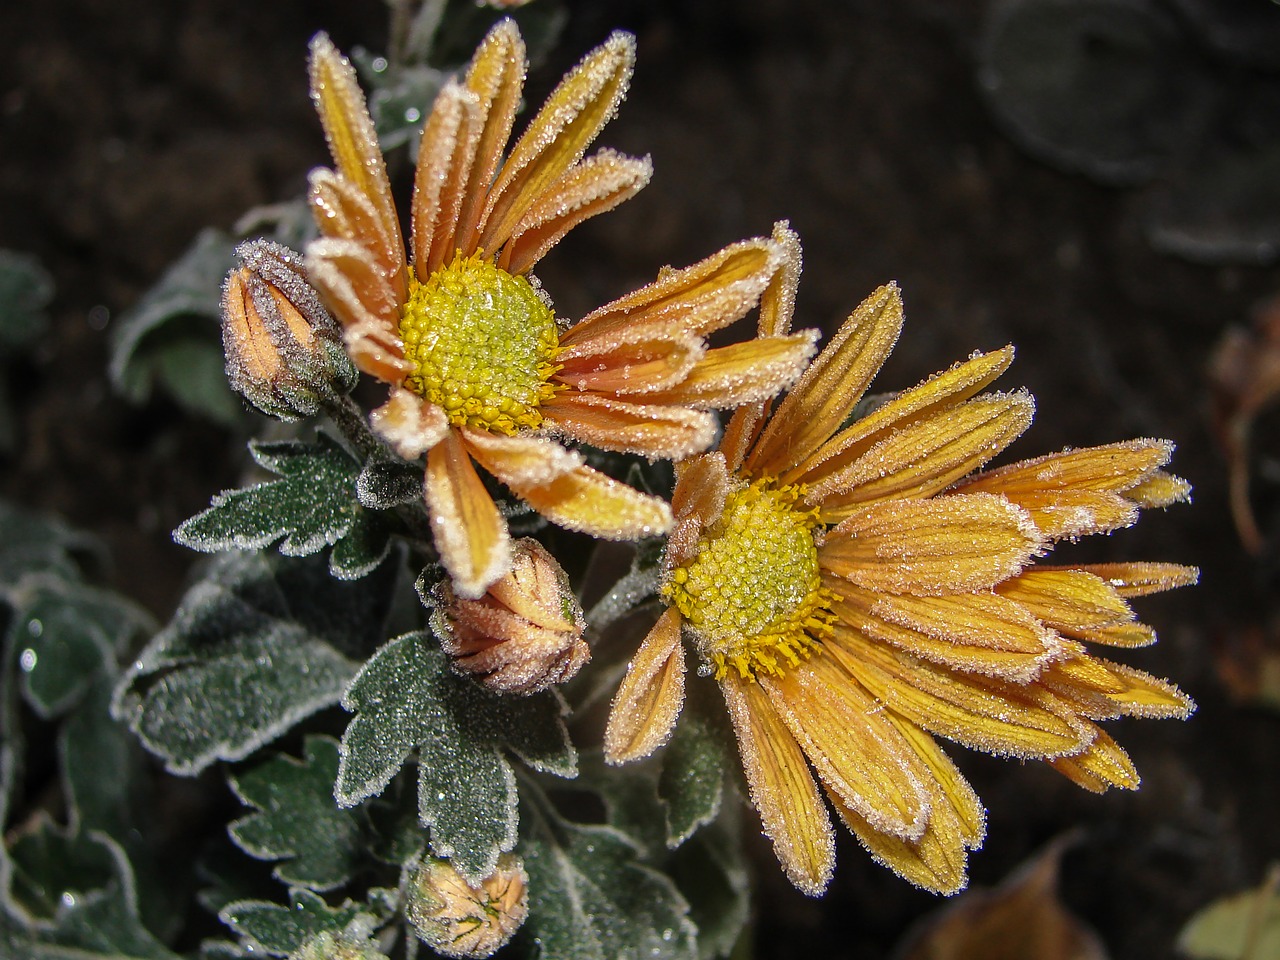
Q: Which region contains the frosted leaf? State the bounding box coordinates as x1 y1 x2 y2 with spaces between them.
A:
658 706 732 848
228 736 364 892
336 634 575 882
355 457 423 509
667 811 750 960
2 820 178 959
219 888 372 957
113 553 394 775
175 434 392 581
519 788 698 960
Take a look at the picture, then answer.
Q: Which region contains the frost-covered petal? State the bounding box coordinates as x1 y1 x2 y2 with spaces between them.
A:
639 331 819 409
821 493 1042 597
604 608 686 763
464 430 672 540
426 430 512 598
503 150 653 275
665 452 731 569
555 334 704 394
480 31 635 253
541 393 717 460
370 389 450 460
721 675 835 896
412 81 483 277
1049 728 1140 792
308 168 406 301
809 392 1035 517
561 237 782 349
746 283 904 479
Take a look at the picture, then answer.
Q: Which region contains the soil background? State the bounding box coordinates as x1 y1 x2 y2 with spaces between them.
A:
2 1 1279 958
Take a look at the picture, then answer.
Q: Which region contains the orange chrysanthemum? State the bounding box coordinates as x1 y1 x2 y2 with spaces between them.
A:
604 225 1196 896
304 22 816 596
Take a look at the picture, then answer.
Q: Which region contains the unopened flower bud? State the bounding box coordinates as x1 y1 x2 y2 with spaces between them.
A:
290 930 388 960
222 239 357 421
432 538 589 695
406 854 529 959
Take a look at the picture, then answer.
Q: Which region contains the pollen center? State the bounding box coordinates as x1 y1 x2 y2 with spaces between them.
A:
664 481 838 681
399 253 560 435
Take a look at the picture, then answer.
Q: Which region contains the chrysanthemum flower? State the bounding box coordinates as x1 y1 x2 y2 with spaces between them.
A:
304 22 815 596
604 225 1196 896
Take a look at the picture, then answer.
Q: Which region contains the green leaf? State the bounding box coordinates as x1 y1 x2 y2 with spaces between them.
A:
3 821 178 960
0 499 101 586
668 812 750 960
520 789 698 960
228 736 364 892
337 634 576 881
658 702 732 848
219 888 371 957
356 458 422 510
1177 875 1280 960
108 227 243 427
113 552 394 775
0 249 52 352
10 577 153 719
175 434 391 581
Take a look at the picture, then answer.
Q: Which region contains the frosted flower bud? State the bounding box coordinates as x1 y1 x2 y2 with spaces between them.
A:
222 238 357 421
432 538 589 695
406 854 529 958
290 930 388 960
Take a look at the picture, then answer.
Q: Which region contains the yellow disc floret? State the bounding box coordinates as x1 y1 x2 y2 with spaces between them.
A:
665 481 839 681
399 253 561 435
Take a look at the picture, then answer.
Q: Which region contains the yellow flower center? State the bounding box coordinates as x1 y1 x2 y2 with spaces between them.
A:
399 253 560 435
664 481 838 681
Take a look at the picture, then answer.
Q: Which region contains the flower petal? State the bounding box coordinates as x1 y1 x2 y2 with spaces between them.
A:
809 392 1035 517
542 394 717 460
1046 653 1195 720
639 331 819 409
956 439 1176 540
560 237 781 348
503 150 653 275
746 283 904 478
464 429 672 539
412 81 483 276
791 346 1015 487
766 658 931 840
831 588 1060 682
371 388 450 460
666 452 731 569
308 34 404 278
425 430 512 598
1049 728 1140 792
996 568 1134 633
452 19 526 256
821 493 1041 596
481 31 635 252
1125 471 1192 508
828 627 1088 758
1059 561 1199 598
555 334 704 393
604 607 686 763
721 676 835 896
308 168 406 301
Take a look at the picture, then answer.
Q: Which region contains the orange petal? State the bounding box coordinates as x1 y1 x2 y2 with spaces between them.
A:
412 81 483 276
721 676 835 896
604 608 686 763
452 19 526 256
828 628 1087 758
307 34 404 278
425 430 511 598
370 389 450 460
555 334 704 394
301 235 400 324
1055 562 1200 598
639 331 819 409
464 429 672 539
757 221 802 338
820 493 1041 596
792 346 1015 487
560 237 781 348
666 452 731 569
767 658 931 840
1125 471 1192 508
480 31 635 253
502 150 652 275
308 168 406 301
1049 727 1140 792
746 283 904 478
810 392 1035 516
541 394 717 460
995 568 1134 632
1047 654 1195 720
831 588 1059 682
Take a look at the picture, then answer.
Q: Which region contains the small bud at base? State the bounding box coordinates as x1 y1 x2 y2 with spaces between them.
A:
406 855 529 959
